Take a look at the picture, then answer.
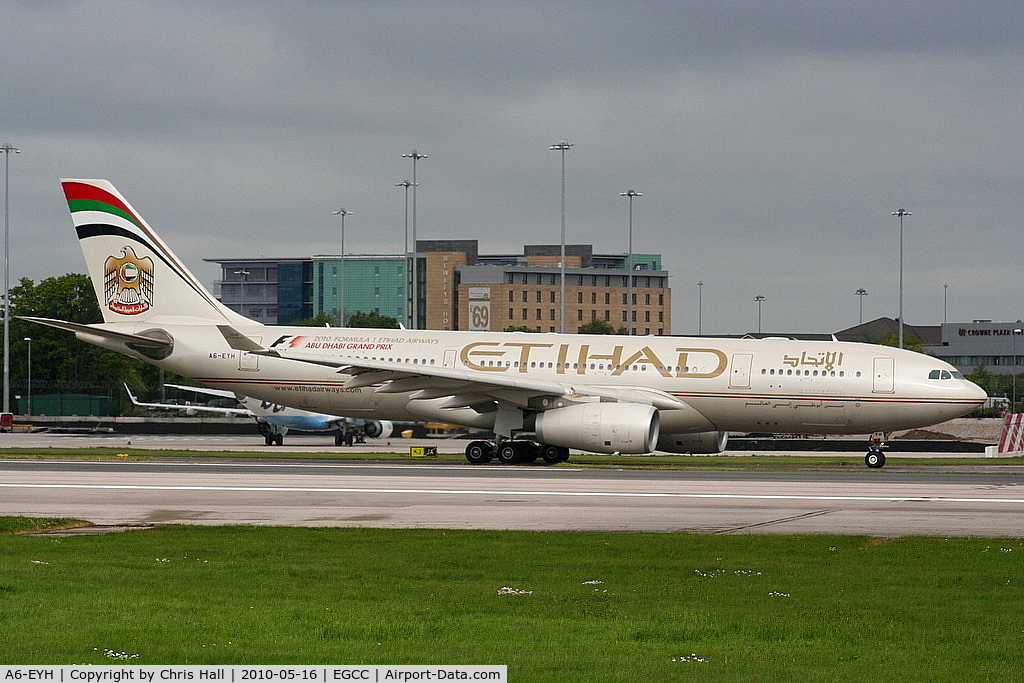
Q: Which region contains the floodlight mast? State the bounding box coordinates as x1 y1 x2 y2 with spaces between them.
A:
1 143 20 415
619 190 642 334
332 208 353 326
891 209 911 349
403 151 427 329
549 140 572 332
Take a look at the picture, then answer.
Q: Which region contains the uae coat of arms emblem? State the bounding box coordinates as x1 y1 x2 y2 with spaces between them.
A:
104 246 154 315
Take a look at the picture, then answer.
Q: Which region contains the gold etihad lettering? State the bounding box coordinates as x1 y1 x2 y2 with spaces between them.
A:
458 342 728 379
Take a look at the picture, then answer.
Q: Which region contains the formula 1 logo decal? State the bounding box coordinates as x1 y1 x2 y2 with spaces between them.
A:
104 246 154 315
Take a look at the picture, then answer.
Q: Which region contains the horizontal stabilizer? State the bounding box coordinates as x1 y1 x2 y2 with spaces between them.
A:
20 316 173 354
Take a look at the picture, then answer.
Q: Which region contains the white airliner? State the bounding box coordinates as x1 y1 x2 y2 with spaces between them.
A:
124 383 394 446
25 179 987 468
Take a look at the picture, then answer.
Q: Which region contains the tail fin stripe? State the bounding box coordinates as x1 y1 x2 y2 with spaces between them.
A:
75 221 224 313
63 182 144 228
67 198 143 230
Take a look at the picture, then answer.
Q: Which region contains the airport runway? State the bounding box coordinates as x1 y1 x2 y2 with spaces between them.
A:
2 451 1023 537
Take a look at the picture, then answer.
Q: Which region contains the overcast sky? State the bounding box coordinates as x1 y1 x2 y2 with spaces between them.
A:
3 1 1023 335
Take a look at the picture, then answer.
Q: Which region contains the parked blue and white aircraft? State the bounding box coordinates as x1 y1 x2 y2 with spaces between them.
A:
25 179 987 467
124 383 394 446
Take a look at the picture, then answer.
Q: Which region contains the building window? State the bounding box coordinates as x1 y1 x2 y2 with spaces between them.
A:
604 292 610 305
577 292 584 304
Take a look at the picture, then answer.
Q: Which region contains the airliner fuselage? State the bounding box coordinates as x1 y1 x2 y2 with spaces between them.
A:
26 179 988 468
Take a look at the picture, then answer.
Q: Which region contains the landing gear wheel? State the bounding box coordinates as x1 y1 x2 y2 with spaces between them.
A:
264 434 274 447
865 450 886 468
497 442 519 464
541 444 569 464
335 431 344 447
465 440 494 465
273 434 284 447
518 441 539 464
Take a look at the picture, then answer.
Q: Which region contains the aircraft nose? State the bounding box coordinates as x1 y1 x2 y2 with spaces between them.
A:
964 378 987 405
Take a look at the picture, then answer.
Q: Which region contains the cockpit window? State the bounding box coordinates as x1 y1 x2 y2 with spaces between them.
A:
929 369 964 380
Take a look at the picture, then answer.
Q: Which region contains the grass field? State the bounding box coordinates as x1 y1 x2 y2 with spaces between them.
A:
1 520 1022 679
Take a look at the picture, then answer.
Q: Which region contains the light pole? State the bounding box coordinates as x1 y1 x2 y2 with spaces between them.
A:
943 283 949 324
619 190 642 334
402 150 426 329
754 295 766 334
1014 328 1022 410
23 337 30 417
697 281 704 336
855 288 868 325
332 209 353 326
891 209 911 349
395 180 416 328
2 143 20 415
550 140 572 333
233 269 249 314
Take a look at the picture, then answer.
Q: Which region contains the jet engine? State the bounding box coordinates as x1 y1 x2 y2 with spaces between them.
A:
362 420 394 439
535 402 659 454
656 430 729 454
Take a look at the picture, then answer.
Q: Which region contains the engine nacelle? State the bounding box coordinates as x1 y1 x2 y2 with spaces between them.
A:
535 402 660 454
656 430 729 454
362 420 394 439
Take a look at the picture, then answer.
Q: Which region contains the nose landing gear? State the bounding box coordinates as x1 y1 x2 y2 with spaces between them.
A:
865 432 887 468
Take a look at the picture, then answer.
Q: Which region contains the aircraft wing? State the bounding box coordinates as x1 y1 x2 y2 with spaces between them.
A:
164 382 239 400
219 326 689 411
124 384 253 417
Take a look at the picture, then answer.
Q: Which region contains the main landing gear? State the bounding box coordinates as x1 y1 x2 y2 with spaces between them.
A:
865 432 887 469
334 426 365 447
464 439 571 465
258 422 285 446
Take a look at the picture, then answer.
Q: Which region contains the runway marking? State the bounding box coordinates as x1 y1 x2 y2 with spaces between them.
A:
2 482 1024 505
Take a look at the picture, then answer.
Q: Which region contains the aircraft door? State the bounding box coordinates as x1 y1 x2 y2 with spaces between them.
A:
729 353 753 389
443 349 457 368
240 337 262 372
872 357 895 393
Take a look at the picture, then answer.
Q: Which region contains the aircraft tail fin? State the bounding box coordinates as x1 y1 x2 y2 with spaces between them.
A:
60 179 252 325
